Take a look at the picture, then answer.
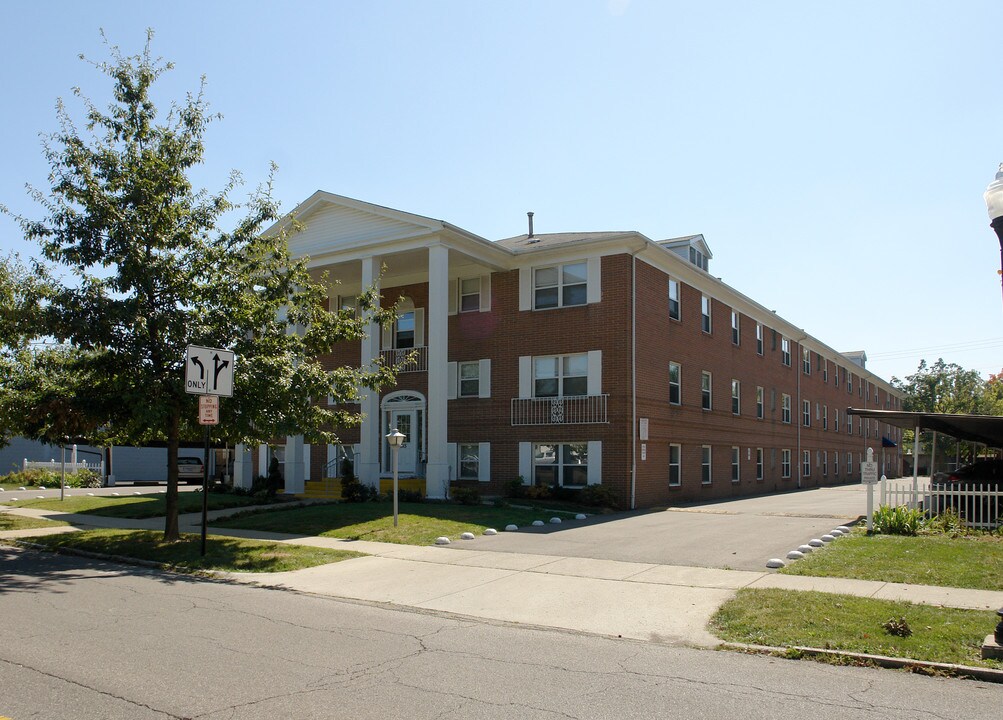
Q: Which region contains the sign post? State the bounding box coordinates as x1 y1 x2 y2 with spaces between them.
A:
861 447 880 532
186 345 234 557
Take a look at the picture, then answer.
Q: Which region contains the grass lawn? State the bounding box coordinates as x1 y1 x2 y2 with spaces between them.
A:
711 588 1002 670
0 513 69 531
0 493 280 519
779 532 1003 591
216 501 583 545
23 528 364 573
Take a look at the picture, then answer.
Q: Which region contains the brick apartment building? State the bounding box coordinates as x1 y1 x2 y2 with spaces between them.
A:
232 192 903 509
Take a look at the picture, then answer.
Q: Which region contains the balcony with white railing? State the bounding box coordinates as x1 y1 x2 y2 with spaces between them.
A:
380 346 427 373
511 394 609 426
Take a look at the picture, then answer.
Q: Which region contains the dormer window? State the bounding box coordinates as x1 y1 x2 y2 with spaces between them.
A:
689 247 708 270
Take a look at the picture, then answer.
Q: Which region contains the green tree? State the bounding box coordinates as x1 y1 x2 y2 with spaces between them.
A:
0 32 396 540
891 359 992 464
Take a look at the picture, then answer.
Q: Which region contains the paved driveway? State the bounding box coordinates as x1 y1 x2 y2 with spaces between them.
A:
456 483 878 571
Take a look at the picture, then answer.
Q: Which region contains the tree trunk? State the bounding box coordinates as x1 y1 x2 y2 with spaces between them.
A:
164 409 181 541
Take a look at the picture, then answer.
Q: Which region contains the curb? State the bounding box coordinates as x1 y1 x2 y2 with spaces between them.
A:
721 641 1003 683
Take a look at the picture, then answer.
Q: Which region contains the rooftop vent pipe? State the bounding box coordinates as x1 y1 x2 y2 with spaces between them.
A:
527 211 534 238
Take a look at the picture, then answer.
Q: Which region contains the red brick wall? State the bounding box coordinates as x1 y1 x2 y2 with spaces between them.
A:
310 252 901 507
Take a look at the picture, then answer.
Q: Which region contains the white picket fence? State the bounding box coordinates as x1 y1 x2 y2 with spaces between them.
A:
881 477 1002 529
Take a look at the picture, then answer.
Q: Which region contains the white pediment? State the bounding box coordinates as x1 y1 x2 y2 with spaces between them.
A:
285 192 444 260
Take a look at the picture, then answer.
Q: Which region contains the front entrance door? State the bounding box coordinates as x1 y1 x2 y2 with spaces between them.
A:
390 410 418 474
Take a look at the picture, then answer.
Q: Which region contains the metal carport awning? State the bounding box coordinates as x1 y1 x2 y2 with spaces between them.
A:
846 409 1003 448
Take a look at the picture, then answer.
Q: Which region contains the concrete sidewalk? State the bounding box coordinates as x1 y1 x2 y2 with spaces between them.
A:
3 504 1002 649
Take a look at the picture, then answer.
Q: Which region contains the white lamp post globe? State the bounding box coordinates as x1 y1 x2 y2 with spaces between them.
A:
985 163 1003 224
986 164 1003 310
386 429 406 448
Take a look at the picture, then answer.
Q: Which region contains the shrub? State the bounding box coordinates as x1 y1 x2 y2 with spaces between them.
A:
399 489 424 503
65 468 102 488
451 487 481 505
523 484 552 500
505 478 527 499
925 506 963 535
871 504 925 536
577 483 618 509
340 471 377 502
2 468 102 488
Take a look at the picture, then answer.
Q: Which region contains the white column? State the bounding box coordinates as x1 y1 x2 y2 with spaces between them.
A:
358 255 382 488
285 434 305 494
425 243 449 499
233 443 253 489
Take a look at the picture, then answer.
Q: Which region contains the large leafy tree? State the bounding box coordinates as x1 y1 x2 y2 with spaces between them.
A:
891 358 995 462
0 32 395 540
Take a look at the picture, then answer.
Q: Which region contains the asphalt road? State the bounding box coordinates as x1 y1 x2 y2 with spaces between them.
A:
2 545 1001 719
457 483 878 570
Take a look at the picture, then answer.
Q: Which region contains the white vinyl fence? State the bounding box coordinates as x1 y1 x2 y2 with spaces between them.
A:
881 477 1002 530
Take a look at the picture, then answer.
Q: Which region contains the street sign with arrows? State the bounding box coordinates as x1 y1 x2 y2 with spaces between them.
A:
185 345 235 397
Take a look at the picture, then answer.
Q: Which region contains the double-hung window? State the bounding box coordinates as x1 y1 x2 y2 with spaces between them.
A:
701 295 712 333
534 262 587 309
756 448 764 480
458 361 480 397
781 394 791 424
781 338 791 366
731 310 740 345
834 452 840 476
668 444 681 486
668 279 680 320
802 347 811 375
803 450 811 477
731 447 740 483
669 362 681 405
756 386 764 419
459 278 481 312
756 323 764 355
534 354 588 397
802 399 811 427
534 443 589 488
701 446 712 484
395 311 415 349
822 405 828 430
781 449 791 478
731 379 740 415
701 372 712 410
458 444 480 480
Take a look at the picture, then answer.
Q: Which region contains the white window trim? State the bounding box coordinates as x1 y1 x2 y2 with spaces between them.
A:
447 359 491 400
520 258 600 311
519 352 600 398
701 445 712 485
669 443 681 487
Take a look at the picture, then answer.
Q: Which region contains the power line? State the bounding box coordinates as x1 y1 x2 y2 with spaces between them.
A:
867 337 1003 361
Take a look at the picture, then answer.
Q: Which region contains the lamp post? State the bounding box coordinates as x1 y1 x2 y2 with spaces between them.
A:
981 167 1003 659
983 163 1003 308
385 428 406 527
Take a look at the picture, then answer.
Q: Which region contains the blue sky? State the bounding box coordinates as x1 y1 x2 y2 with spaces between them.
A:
2 1 1002 384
